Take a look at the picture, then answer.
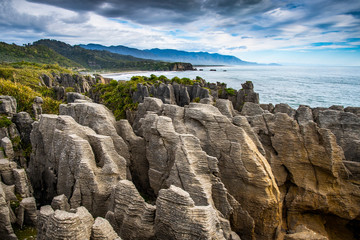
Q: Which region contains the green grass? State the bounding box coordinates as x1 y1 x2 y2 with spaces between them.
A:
13 224 37 240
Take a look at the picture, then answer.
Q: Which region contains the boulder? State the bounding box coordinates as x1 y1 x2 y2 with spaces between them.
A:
215 99 236 118
53 86 66 100
241 102 264 116
38 206 94 240
51 194 70 211
273 103 296 118
41 74 53 88
16 196 37 227
66 92 92 103
33 96 43 120
296 105 313 125
13 168 32 198
91 217 121 240
0 159 16 185
0 96 16 117
1 137 14 160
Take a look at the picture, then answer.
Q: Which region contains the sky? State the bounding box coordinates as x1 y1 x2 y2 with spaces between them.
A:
0 0 360 66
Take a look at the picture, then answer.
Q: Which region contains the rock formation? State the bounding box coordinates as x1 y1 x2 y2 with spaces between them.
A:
1 77 360 239
0 96 17 117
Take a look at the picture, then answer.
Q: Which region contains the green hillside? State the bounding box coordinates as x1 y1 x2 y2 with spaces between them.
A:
33 39 188 71
0 42 81 68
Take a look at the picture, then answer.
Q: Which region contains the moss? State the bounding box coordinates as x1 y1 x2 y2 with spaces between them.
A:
0 116 12 128
193 97 200 103
225 88 236 96
65 87 75 92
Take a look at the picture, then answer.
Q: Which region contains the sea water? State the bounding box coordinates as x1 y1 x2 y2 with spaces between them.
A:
103 65 360 109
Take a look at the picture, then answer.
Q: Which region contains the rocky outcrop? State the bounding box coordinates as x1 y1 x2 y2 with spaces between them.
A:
37 206 94 240
170 62 194 71
106 180 156 239
28 114 127 215
314 109 360 162
92 217 121 240
32 96 43 120
234 81 260 111
59 100 130 164
247 112 360 238
0 96 16 117
135 98 281 239
66 92 92 103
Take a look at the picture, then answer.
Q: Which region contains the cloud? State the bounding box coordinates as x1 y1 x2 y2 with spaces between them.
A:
0 0 359 65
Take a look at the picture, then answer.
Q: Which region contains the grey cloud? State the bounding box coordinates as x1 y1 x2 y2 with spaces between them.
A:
0 0 51 32
26 0 278 25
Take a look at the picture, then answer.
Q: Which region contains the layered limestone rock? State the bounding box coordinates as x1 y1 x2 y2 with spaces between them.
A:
247 112 360 238
92 217 121 240
314 108 360 162
29 114 127 216
136 98 281 240
155 185 233 240
0 182 16 240
37 206 94 240
106 180 156 239
59 100 130 163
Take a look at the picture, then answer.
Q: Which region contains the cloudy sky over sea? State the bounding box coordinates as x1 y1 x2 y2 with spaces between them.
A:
1 0 359 65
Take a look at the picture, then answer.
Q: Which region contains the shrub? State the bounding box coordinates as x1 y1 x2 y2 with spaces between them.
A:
0 116 12 128
225 88 236 96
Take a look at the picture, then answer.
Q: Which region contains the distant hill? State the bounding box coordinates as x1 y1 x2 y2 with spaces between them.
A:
0 42 81 68
79 44 256 65
33 39 192 71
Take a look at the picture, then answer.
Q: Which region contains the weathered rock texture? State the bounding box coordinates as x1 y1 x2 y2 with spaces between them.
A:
21 82 360 240
29 114 127 216
128 80 259 114
0 96 17 117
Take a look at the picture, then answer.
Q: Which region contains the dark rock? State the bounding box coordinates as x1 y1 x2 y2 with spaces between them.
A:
66 92 92 103
53 86 66 100
41 74 53 88
345 106 360 117
329 105 344 111
234 81 259 111
13 112 34 147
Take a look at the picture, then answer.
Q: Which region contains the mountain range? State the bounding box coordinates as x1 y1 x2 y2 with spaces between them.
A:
79 44 256 65
0 39 193 71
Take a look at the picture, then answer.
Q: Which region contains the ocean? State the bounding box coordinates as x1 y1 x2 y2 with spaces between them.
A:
103 65 360 109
